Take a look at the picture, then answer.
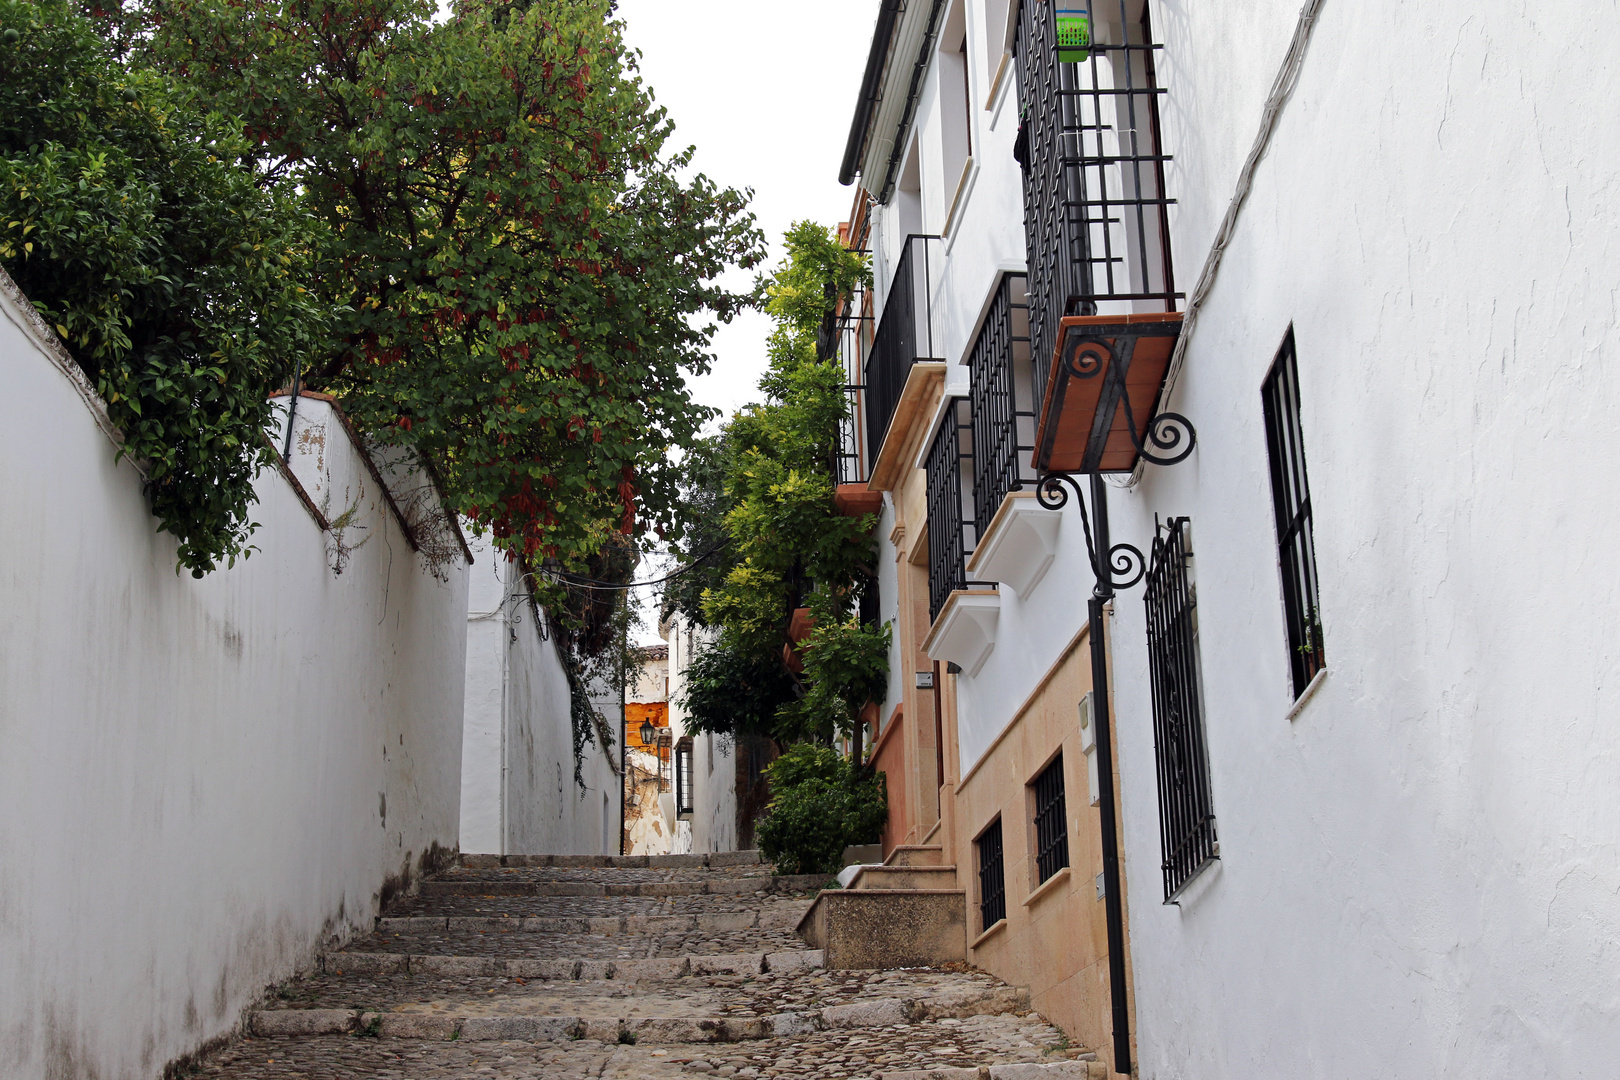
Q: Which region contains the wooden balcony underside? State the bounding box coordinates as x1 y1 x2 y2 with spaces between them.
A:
1033 312 1184 474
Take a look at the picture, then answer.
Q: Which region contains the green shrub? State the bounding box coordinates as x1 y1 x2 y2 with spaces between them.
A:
756 743 887 877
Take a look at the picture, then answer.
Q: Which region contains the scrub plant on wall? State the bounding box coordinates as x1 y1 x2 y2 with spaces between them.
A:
0 0 334 574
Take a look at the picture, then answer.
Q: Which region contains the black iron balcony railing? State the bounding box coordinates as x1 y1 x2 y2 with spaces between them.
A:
1014 0 1180 406
833 265 874 486
924 397 987 623
967 274 1036 532
865 234 944 459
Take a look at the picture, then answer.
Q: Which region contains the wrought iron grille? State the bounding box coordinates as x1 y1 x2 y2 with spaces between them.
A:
977 818 1007 931
924 398 982 622
1032 754 1070 884
968 273 1036 532
1014 0 1179 405
865 235 943 458
1144 516 1217 900
674 738 694 816
1261 330 1324 698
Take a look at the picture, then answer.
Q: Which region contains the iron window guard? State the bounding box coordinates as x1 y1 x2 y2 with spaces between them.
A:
967 273 1038 532
1143 516 1218 902
1032 754 1070 885
977 818 1007 932
924 396 988 623
1261 329 1325 698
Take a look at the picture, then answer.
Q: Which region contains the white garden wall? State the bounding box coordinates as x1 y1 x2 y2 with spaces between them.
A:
0 271 469 1080
460 537 621 857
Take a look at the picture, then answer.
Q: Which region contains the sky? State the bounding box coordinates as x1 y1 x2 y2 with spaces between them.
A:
612 0 881 642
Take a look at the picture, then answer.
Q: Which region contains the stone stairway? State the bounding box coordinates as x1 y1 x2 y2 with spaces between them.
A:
189 853 1104 1079
798 844 969 970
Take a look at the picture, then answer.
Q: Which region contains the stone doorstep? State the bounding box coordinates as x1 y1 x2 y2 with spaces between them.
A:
457 852 765 871
320 949 825 979
417 874 826 898
248 985 1032 1043
879 1066 1106 1080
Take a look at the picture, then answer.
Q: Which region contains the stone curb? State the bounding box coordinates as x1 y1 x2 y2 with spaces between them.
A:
458 852 765 870
319 949 822 980
376 910 784 935
418 874 827 898
878 1065 1105 1080
248 984 1029 1043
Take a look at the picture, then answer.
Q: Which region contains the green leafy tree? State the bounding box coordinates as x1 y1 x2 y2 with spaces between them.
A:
0 0 333 573
123 0 763 570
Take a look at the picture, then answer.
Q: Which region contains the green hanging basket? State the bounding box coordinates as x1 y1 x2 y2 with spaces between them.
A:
1056 5 1091 63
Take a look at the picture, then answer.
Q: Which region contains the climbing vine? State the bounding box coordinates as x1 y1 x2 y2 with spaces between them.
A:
666 222 888 747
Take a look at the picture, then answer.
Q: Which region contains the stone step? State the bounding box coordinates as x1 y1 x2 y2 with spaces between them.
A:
881 1066 1105 1080
884 844 947 868
248 984 1031 1043
419 874 826 898
320 949 824 979
377 909 804 935
849 865 960 890
461 851 764 870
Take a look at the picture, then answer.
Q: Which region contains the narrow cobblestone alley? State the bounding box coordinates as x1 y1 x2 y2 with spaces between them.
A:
189 855 1103 1080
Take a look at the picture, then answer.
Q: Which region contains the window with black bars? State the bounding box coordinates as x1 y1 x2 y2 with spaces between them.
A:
834 268 874 486
967 274 1036 532
976 818 1007 932
674 738 695 816
1144 517 1217 900
924 397 985 622
1031 755 1069 884
1261 330 1324 698
1013 0 1178 406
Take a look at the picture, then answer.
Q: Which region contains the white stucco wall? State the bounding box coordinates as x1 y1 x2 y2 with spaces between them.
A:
666 613 739 853
460 537 620 857
1099 1 1620 1076
0 273 468 1080
857 0 1620 1073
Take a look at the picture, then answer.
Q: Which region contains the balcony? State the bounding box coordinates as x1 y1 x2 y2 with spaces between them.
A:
1015 0 1185 475
864 234 944 467
921 396 1000 676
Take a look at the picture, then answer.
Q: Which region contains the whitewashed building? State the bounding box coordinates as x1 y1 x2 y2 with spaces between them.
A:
663 611 740 854
459 538 620 857
831 0 1620 1075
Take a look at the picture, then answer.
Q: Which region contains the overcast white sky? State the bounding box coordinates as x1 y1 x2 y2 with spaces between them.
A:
613 0 880 640
616 0 878 419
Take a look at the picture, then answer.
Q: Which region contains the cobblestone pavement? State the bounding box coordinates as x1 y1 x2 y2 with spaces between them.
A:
192 856 1099 1079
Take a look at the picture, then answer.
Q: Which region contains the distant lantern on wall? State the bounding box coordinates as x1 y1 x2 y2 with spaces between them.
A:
1056 4 1091 62
638 719 657 747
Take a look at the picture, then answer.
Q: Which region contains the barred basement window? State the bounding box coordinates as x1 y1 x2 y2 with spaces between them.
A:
1031 755 1069 885
1261 329 1325 699
976 818 1007 932
1144 517 1217 901
674 738 695 817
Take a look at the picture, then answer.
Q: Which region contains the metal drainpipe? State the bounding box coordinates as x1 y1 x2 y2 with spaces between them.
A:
281 357 302 460
1087 474 1133 1076
500 566 510 859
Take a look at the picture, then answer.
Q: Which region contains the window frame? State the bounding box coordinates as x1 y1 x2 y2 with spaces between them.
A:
1029 753 1070 886
1260 327 1326 700
975 816 1007 932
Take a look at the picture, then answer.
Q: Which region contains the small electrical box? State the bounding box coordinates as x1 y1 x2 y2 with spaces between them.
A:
1078 692 1101 807
916 671 936 690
